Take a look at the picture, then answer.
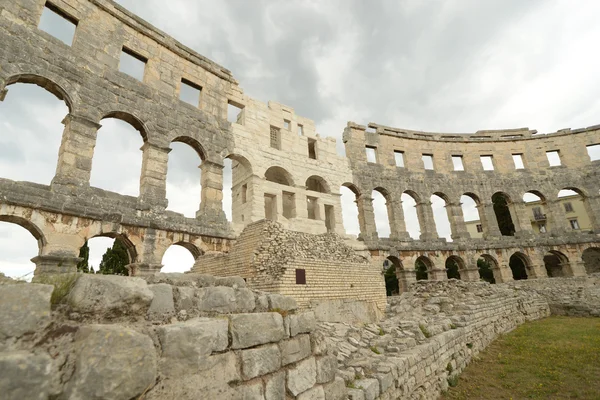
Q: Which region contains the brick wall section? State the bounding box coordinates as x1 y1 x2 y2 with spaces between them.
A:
194 220 387 311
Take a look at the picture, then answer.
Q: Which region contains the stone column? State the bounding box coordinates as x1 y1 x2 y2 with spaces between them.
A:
197 160 228 223
569 260 588 277
545 200 568 234
356 195 378 241
138 142 170 211
460 258 480 281
397 269 416 293
416 201 438 241
478 202 502 238
51 114 100 191
125 229 163 277
495 263 513 283
387 199 411 241
584 194 600 233
446 202 470 241
511 201 535 238
31 254 81 278
528 264 548 279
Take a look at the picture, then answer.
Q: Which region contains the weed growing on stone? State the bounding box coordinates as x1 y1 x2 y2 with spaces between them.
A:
37 273 79 305
378 328 385 336
269 308 289 317
466 343 473 349
370 346 381 354
447 376 459 388
450 323 457 329
446 363 453 373
419 324 431 338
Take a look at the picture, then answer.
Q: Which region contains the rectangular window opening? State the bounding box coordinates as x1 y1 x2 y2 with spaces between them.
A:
480 155 494 171
295 268 306 285
227 101 244 125
282 192 296 219
308 139 317 160
119 47 147 81
298 124 304 136
307 196 319 220
422 154 434 170
241 184 247 204
546 150 561 166
569 219 580 230
452 155 464 171
394 151 405 168
587 144 600 161
270 126 281 150
512 154 525 169
564 202 573 213
366 146 377 163
38 2 77 46
264 194 277 220
180 79 202 107
284 120 291 130
476 224 483 233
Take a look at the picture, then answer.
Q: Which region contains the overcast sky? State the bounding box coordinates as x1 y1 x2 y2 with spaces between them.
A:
2 0 600 278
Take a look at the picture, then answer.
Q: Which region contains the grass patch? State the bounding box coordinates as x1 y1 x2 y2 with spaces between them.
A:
419 324 431 338
370 346 381 354
440 317 600 400
36 273 79 305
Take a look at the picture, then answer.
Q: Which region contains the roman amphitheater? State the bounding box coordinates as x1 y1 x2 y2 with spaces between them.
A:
0 1 598 399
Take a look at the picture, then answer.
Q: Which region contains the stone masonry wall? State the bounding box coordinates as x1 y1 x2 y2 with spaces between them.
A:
194 220 387 313
0 274 345 400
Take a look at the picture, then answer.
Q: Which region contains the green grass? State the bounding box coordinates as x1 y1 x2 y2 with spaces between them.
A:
441 317 600 400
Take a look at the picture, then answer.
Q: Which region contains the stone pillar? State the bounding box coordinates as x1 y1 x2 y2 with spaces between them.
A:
569 260 588 277
138 142 170 211
416 201 438 241
478 202 502 238
511 201 535 238
31 254 81 278
356 195 378 241
0 87 7 102
528 264 548 279
397 269 416 293
429 266 447 281
460 258 480 281
446 202 470 241
197 160 228 223
51 114 100 191
125 229 163 277
387 199 411 241
126 262 162 277
545 200 568 234
496 263 514 283
584 194 600 233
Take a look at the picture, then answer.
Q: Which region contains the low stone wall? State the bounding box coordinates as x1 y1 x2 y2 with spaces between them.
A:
0 273 345 400
314 280 551 400
503 275 600 317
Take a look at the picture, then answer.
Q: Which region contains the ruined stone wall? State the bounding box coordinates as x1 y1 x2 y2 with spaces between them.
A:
194 220 387 312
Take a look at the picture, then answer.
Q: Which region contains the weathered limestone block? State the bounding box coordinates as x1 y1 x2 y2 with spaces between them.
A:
287 357 317 396
297 385 325 400
156 317 229 375
315 355 337 384
354 378 379 400
196 286 255 313
289 311 317 337
280 334 311 366
241 344 282 380
265 371 286 400
0 351 52 400
215 276 247 288
230 313 285 349
347 388 366 400
147 283 175 319
68 274 153 316
323 377 347 400
0 283 53 339
375 372 394 393
174 286 195 310
64 325 157 400
238 380 265 399
268 293 297 311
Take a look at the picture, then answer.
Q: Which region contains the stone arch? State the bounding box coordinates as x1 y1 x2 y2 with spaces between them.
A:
172 136 207 161
461 192 482 236
559 187 595 232
0 215 46 253
225 153 254 226
264 166 294 186
445 255 464 280
342 183 361 197
582 247 600 274
102 111 149 142
305 176 330 194
401 190 421 239
160 241 203 273
478 254 498 283
88 232 138 265
543 250 569 277
523 190 548 234
384 256 403 296
372 187 392 238
431 192 452 241
492 192 516 236
5 73 74 113
340 183 361 236
415 255 432 280
509 252 529 280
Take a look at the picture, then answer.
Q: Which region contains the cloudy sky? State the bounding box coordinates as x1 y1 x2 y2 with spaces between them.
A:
2 0 600 278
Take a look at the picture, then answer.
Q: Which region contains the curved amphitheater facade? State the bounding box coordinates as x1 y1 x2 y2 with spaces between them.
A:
1 0 599 309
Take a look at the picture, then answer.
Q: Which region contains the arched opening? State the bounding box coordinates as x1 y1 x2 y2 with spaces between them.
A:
340 184 360 236
523 191 547 234
372 189 390 238
461 193 482 238
0 80 70 184
0 217 44 280
305 176 330 193
264 166 294 186
226 154 253 226
415 256 431 281
82 234 136 275
543 251 569 277
492 192 515 236
161 243 199 273
445 256 463 280
90 115 147 196
582 247 600 274
558 188 593 232
431 193 452 241
166 138 205 218
402 191 421 239
509 253 529 280
478 255 497 284
383 256 402 296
